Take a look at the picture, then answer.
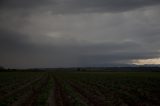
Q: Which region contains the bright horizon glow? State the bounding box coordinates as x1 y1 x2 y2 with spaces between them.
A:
133 58 160 65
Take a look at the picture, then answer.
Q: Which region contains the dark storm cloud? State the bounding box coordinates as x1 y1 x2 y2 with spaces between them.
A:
0 0 160 68
0 29 85 68
61 0 160 13
77 42 160 66
0 29 63 68
1 0 160 13
1 30 159 68
0 29 31 50
80 51 160 65
0 0 56 9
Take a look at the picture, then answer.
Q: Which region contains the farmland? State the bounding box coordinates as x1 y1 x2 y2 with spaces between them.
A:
0 71 160 106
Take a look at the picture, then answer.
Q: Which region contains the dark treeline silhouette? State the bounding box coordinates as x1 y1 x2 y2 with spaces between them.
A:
0 66 160 72
75 67 160 72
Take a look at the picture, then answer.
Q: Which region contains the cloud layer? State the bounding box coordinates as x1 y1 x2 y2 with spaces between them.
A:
0 0 160 68
1 0 160 13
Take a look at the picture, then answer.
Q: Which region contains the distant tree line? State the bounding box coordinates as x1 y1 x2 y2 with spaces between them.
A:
76 67 160 72
0 66 160 72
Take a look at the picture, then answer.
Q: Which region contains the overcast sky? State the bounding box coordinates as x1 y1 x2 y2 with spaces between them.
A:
0 0 160 68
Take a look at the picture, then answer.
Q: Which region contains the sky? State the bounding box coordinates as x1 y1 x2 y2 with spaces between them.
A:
0 0 160 68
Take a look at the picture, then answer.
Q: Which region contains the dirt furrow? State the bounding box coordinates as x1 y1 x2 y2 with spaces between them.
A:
25 76 49 106
46 86 56 106
11 74 49 106
54 77 71 106
0 75 43 101
69 81 107 106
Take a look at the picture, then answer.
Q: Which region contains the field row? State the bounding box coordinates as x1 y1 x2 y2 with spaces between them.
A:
0 72 160 106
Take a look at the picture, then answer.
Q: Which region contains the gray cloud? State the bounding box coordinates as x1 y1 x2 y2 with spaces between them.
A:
0 0 56 9
0 0 160 68
1 0 160 14
0 29 160 68
77 41 160 66
0 29 84 68
0 29 30 49
57 0 160 13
